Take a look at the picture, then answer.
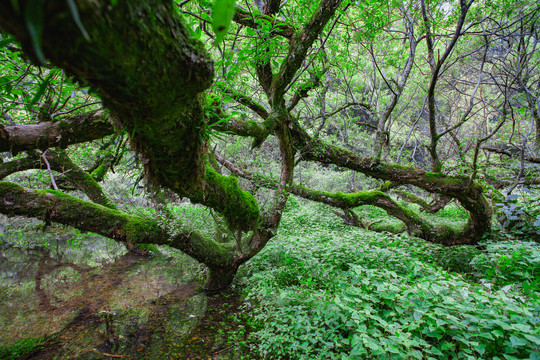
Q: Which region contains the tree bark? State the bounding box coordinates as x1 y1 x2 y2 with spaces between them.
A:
204 265 239 292
0 0 212 189
288 120 492 244
0 110 113 153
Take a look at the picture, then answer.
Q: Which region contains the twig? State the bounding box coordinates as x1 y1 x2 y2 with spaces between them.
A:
41 150 58 190
92 350 125 358
215 344 236 354
51 101 102 119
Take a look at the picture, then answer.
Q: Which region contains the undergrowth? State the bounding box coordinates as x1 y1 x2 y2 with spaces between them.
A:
240 198 540 360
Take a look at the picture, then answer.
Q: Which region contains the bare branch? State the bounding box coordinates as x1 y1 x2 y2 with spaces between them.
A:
0 111 114 153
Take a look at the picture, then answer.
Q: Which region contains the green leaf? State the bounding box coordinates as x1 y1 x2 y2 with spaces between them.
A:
212 0 235 44
29 71 55 107
66 0 91 41
509 335 527 347
0 35 15 49
24 0 46 63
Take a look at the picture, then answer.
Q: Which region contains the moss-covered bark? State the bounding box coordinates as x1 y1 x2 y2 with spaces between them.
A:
204 265 239 292
0 181 235 268
0 150 115 209
0 0 264 288
394 190 452 214
288 119 492 244
218 152 481 245
185 167 260 232
0 0 212 189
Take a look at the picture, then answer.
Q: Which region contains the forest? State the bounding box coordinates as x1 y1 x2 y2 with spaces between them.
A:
0 0 539 358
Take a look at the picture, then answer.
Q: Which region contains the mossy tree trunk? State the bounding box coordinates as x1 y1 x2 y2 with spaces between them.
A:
0 149 116 209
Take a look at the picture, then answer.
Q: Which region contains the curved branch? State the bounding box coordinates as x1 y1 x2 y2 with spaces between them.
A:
233 7 296 39
0 181 234 268
286 69 324 111
273 0 343 99
216 153 471 245
289 119 492 243
482 146 540 164
0 1 264 235
0 149 116 209
217 87 269 119
394 190 452 214
0 0 213 188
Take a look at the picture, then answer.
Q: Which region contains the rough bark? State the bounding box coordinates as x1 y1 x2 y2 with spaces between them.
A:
394 190 452 214
0 110 114 153
216 153 473 245
272 0 343 101
0 0 212 188
0 0 264 231
204 265 239 292
233 7 295 39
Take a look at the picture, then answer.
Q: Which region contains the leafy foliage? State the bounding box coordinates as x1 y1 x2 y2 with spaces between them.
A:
241 199 540 359
496 191 540 239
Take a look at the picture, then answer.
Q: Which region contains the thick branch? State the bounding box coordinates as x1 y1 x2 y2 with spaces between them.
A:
272 0 342 99
217 153 471 245
0 149 116 209
289 120 492 243
0 181 234 268
0 0 213 189
212 118 268 140
233 7 295 39
0 110 114 153
394 190 452 214
0 1 264 234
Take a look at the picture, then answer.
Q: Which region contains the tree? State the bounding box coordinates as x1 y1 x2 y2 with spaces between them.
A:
0 0 536 290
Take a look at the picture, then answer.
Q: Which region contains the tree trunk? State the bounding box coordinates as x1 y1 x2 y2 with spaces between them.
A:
204 265 239 292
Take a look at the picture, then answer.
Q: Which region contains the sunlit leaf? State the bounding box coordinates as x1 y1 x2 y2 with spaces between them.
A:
212 0 235 44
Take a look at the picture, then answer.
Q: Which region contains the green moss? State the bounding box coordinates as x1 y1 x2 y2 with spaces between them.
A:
188 167 260 232
0 337 45 360
378 181 393 192
134 243 163 255
122 214 164 243
423 171 463 184
1 181 236 268
331 190 387 207
90 163 108 182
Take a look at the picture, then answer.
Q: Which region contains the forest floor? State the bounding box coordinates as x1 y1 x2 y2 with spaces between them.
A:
1 200 539 359
0 217 255 360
